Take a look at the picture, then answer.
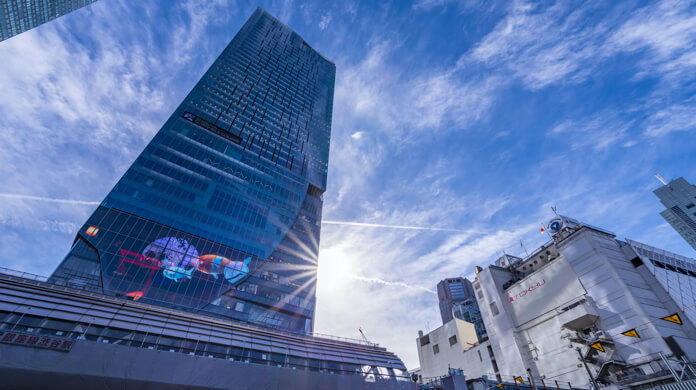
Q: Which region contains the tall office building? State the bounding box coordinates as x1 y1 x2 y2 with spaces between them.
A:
437 277 475 324
0 0 97 42
49 8 334 334
654 177 696 252
0 8 409 388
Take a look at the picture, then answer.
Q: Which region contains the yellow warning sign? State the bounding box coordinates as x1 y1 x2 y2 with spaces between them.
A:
514 377 525 384
621 329 640 338
495 383 504 389
662 313 682 325
590 342 605 352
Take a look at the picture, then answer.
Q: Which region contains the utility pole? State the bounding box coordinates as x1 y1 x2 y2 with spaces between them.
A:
576 348 600 390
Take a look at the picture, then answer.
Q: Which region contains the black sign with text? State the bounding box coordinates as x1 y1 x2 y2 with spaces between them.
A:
182 111 243 145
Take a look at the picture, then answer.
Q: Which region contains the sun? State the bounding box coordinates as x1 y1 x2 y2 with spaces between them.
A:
316 245 354 290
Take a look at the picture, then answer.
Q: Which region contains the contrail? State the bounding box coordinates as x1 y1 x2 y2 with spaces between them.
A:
0 193 100 206
321 220 475 233
0 193 475 234
349 274 436 294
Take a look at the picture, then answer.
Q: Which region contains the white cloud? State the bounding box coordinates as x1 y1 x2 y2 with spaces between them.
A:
548 112 634 151
318 13 332 30
0 193 99 206
644 100 696 137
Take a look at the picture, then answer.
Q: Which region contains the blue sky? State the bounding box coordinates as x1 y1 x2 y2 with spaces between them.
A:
0 0 695 369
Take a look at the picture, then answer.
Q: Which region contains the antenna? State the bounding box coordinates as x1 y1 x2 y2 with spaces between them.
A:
359 327 370 344
655 174 668 186
520 240 529 257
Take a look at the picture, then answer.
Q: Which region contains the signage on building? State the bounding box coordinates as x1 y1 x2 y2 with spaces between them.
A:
0 331 75 352
182 111 243 145
509 279 546 302
506 258 586 325
547 217 564 234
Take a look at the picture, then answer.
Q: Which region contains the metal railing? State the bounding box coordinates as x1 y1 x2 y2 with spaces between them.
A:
0 266 381 348
0 323 409 383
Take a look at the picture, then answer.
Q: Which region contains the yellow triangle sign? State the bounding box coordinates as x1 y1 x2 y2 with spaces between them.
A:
621 329 640 338
515 377 525 384
495 384 504 389
662 313 682 325
590 342 605 352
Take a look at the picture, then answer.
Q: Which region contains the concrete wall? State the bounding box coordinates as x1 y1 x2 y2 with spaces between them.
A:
417 319 490 378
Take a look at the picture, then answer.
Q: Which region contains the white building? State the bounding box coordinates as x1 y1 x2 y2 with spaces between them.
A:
474 216 696 389
416 318 496 380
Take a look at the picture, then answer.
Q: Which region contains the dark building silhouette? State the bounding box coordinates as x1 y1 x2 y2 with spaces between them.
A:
0 0 97 41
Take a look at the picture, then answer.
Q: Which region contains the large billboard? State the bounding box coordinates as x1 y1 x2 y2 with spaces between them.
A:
79 206 261 311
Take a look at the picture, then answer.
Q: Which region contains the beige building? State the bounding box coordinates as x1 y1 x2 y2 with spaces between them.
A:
416 318 496 379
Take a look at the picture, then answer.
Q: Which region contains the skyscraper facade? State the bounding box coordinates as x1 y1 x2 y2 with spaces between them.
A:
626 239 696 327
654 177 696 252
49 8 334 334
0 0 97 42
437 277 476 324
451 299 487 341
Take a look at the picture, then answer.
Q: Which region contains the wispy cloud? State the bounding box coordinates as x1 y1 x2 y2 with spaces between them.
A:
348 274 436 294
0 193 99 206
322 220 479 233
318 13 332 30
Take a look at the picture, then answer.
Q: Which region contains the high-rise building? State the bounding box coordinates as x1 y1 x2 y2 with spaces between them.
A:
0 0 97 42
437 277 475 324
654 177 696 252
0 9 410 388
49 7 334 334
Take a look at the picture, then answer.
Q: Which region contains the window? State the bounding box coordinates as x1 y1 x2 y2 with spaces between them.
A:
234 302 245 312
477 290 484 300
478 350 483 362
449 335 458 346
489 301 499 316
420 335 430 346
433 344 440 354
686 203 695 209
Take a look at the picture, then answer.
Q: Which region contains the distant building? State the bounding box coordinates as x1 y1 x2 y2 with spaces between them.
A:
437 277 475 324
0 0 97 42
416 318 496 380
474 216 696 389
452 299 487 341
654 177 696 252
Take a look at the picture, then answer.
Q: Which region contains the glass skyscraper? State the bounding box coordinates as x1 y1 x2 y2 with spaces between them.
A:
436 277 475 324
49 8 334 334
654 177 696 252
626 239 696 328
0 0 97 42
451 299 487 341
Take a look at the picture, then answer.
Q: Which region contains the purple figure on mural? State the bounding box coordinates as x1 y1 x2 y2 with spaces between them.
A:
142 237 199 282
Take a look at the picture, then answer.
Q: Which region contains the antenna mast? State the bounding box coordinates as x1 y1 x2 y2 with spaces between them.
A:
655 174 668 186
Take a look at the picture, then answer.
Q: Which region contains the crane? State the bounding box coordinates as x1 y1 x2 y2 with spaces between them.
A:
359 327 371 344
